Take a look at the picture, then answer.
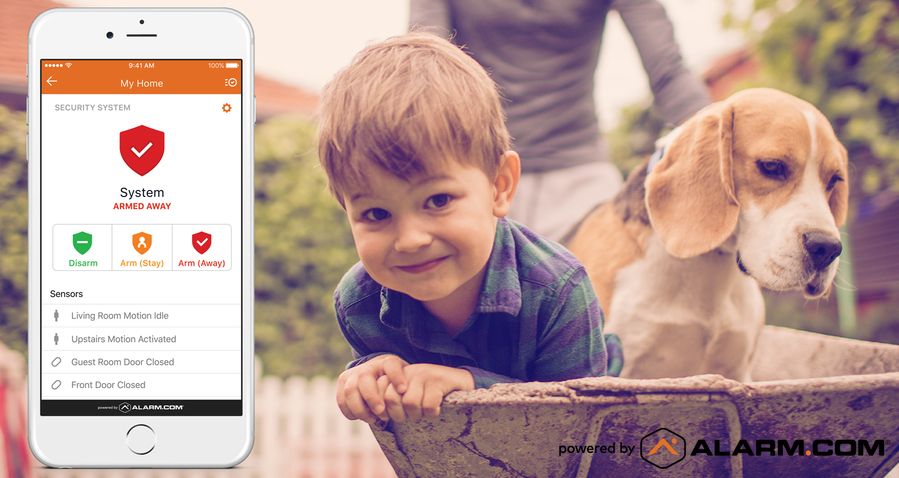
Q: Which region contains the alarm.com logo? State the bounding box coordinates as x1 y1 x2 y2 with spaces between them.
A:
641 428 686 469
120 125 165 176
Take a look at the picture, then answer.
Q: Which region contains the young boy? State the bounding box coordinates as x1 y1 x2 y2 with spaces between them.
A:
318 33 619 426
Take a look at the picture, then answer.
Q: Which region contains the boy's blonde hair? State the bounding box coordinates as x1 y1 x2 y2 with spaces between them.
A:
317 32 510 206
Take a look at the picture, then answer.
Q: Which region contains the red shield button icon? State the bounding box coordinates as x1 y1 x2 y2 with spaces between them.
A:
192 231 212 254
120 125 165 176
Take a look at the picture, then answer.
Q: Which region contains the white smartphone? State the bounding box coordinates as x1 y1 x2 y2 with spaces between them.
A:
27 8 254 467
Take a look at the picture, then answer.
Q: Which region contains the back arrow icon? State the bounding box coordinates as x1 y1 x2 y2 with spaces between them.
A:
46 76 57 86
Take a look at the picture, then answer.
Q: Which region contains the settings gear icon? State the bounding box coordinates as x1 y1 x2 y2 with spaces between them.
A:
222 103 232 113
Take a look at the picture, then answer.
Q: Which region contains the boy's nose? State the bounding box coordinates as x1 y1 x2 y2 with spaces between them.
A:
394 218 432 252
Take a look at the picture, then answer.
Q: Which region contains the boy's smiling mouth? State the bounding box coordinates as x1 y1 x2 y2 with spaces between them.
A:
395 256 449 274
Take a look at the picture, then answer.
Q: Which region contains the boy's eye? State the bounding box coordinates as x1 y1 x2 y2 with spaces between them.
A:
425 194 452 209
361 208 390 222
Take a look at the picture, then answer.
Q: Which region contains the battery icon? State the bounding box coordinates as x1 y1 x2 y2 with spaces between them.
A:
225 62 239 69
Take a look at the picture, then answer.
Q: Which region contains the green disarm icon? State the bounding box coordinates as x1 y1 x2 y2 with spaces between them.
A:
72 231 92 255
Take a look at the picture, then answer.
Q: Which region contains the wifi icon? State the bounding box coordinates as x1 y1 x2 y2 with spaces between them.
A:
65 62 72 68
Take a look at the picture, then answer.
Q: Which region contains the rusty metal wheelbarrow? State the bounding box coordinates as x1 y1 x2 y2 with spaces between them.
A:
371 326 899 477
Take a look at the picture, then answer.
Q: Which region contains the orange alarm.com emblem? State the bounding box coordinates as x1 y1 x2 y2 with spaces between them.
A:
641 428 686 469
647 437 679 456
132 232 153 254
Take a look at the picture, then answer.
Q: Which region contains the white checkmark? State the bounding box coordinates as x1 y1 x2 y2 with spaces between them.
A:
131 142 153 158
196 238 209 247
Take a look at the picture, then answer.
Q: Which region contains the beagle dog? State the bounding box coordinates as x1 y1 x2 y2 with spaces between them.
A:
566 88 849 381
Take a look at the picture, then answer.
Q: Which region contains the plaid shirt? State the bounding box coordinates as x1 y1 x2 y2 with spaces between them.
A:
334 218 621 388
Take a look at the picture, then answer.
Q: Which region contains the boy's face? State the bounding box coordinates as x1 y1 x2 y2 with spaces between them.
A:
343 156 517 304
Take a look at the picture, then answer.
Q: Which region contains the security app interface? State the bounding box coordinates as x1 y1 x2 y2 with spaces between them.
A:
40 60 242 415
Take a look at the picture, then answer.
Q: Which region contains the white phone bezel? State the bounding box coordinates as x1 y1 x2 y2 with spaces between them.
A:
27 8 255 467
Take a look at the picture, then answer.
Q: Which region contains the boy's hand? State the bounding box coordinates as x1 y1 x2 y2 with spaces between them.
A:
383 364 475 423
336 354 409 425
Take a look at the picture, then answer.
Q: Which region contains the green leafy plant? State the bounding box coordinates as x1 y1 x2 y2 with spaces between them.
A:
0 106 28 354
254 116 358 377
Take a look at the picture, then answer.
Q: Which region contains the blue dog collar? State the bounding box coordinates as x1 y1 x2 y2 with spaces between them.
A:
647 145 666 174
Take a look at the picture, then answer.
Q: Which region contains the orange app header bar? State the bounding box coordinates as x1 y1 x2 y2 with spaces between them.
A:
41 60 242 94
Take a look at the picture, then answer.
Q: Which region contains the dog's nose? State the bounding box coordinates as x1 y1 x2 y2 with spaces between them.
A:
803 232 842 271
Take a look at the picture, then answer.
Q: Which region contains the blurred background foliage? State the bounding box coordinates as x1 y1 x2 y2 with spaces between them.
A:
608 102 667 179
0 107 28 355
253 117 357 377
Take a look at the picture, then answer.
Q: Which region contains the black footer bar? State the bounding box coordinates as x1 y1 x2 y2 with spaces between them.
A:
42 399 242 416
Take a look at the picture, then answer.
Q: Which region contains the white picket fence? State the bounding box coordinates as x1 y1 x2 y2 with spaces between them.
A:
27 375 396 478
250 375 395 478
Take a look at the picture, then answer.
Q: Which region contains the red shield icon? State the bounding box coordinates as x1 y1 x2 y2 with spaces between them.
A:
120 125 165 176
192 231 212 254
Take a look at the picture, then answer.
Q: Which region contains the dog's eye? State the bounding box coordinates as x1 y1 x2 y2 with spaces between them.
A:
756 160 788 180
827 174 844 192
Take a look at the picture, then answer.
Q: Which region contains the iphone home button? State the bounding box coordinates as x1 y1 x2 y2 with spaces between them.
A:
126 424 156 455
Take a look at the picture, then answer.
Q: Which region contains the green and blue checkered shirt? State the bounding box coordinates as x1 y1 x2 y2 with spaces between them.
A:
334 218 622 388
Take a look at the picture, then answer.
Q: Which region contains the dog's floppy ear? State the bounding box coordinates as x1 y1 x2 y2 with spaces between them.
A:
646 102 740 258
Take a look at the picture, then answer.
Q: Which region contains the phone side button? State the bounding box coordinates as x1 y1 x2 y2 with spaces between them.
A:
125 424 156 455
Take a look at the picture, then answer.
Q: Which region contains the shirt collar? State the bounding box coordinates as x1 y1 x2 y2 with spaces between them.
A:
378 287 406 330
378 286 472 356
377 218 523 330
472 218 522 316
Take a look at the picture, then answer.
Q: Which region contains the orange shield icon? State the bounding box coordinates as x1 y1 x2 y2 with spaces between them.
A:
132 232 152 255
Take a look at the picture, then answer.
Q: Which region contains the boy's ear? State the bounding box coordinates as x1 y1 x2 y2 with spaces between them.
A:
492 151 520 217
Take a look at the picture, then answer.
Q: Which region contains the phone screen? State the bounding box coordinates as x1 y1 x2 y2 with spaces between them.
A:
39 59 243 416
